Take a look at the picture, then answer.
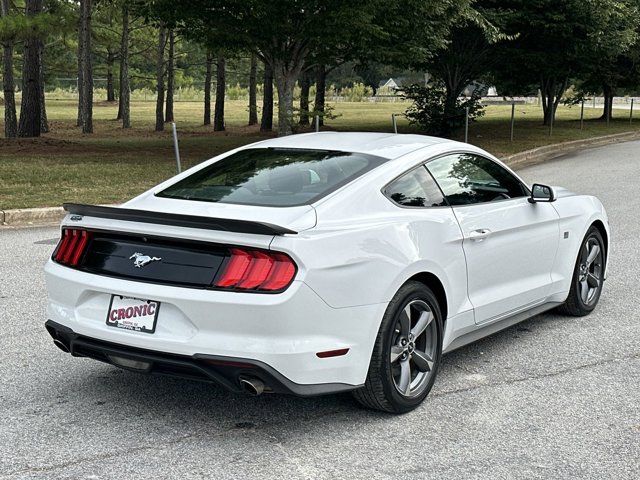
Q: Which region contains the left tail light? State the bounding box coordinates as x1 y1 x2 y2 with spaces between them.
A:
214 248 297 292
52 228 92 267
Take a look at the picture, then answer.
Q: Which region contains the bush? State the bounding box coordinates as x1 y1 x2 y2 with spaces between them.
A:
402 82 484 137
341 82 373 102
131 88 156 101
227 83 248 100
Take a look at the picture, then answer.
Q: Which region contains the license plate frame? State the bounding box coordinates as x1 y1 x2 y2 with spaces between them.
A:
105 295 160 334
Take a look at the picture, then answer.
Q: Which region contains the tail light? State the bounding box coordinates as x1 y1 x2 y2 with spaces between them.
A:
53 228 92 267
214 248 296 292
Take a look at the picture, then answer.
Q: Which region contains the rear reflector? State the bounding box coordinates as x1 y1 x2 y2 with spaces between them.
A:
214 248 296 292
316 348 350 358
53 229 92 267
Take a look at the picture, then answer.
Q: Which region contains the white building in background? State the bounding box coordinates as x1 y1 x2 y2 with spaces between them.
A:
378 78 400 91
376 76 498 98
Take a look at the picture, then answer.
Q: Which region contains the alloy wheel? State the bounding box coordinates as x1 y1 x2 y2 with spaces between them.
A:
578 236 604 306
390 299 437 398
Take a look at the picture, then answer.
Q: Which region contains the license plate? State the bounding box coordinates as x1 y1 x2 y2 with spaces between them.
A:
106 295 160 334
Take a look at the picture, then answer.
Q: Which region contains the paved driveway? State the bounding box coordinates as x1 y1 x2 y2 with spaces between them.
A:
1 141 639 479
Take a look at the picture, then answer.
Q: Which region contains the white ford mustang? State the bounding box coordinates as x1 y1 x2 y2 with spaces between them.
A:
44 132 609 413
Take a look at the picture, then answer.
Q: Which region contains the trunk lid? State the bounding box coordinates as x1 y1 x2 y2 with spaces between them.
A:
57 197 314 288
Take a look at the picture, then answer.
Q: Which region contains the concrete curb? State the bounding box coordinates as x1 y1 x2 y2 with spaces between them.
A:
1 206 66 227
501 130 640 169
2 130 640 227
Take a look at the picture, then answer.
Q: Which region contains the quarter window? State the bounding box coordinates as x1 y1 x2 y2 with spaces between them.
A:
384 166 447 207
426 154 528 206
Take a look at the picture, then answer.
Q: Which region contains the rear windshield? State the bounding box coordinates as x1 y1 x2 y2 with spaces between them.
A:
156 148 387 206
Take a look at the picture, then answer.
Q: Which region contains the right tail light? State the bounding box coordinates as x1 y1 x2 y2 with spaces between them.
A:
214 248 297 292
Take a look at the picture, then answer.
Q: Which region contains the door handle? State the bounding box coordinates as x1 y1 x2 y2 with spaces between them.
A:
468 228 492 241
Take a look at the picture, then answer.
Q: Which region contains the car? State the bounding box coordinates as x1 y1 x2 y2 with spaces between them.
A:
44 132 609 413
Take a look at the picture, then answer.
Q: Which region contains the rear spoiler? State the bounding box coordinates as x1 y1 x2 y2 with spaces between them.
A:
62 203 297 236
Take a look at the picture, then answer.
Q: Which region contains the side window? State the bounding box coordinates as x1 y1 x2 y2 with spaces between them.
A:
384 166 447 207
426 153 528 206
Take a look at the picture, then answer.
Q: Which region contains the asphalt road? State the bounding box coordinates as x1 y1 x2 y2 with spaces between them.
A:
1 141 639 479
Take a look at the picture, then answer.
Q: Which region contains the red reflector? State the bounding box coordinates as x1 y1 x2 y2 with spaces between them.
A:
316 348 350 358
214 248 297 292
53 228 91 267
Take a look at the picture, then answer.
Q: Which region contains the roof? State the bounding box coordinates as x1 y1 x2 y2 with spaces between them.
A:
378 78 399 88
251 132 451 160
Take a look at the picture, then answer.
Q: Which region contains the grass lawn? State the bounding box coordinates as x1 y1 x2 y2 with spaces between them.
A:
1 98 637 209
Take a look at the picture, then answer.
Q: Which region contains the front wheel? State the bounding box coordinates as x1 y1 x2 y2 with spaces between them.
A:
557 226 606 317
353 282 443 413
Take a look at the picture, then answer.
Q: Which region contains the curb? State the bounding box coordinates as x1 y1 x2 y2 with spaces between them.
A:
501 130 640 169
1 206 66 227
2 130 639 227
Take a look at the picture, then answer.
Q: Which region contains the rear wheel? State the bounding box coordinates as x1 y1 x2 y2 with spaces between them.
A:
557 226 606 316
353 281 443 413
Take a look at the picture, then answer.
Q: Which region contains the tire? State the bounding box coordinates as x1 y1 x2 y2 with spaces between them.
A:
557 226 606 317
353 281 443 413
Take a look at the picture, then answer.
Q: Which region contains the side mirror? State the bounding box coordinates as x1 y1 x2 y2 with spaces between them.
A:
528 183 555 203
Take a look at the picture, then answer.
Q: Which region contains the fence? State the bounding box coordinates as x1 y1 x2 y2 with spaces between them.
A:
459 97 638 143
1 79 409 103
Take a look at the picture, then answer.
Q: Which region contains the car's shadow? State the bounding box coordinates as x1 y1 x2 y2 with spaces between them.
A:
62 311 564 426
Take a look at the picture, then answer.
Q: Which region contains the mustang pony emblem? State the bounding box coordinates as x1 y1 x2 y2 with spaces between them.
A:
129 252 162 268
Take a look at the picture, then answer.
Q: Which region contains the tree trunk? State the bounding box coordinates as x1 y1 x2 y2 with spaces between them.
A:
540 77 567 126
38 40 48 133
542 99 555 126
155 26 166 132
248 53 258 125
275 76 295 135
106 47 115 102
260 61 273 132
440 64 468 135
273 59 304 136
298 69 311 126
314 64 326 127
79 0 93 134
116 57 123 119
441 84 460 136
18 0 43 138
165 29 175 123
214 53 225 131
204 51 212 125
601 84 614 122
119 4 130 128
76 5 84 127
1 0 17 138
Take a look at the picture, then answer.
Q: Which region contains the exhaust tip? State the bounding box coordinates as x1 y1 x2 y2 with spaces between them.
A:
239 377 265 396
53 338 70 353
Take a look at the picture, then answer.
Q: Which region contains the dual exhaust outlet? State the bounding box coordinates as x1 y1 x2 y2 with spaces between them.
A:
239 377 265 396
50 335 268 396
53 338 70 353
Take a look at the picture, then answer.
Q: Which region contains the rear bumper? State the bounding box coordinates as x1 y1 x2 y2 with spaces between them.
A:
45 320 359 396
44 260 387 388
